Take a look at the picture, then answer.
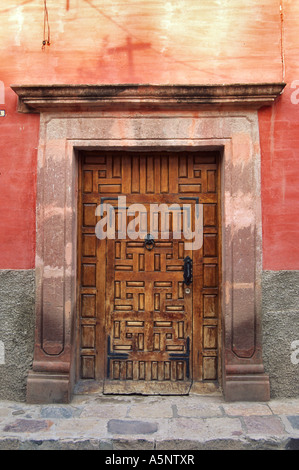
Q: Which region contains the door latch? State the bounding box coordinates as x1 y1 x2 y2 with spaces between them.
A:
183 256 193 286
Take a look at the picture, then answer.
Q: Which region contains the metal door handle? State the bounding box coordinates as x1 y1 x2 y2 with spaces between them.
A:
183 256 193 285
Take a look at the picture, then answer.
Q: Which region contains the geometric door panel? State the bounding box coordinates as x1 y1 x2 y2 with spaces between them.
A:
106 235 192 386
78 150 220 393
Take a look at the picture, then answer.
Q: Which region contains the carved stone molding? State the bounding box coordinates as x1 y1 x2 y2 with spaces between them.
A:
11 83 285 113
11 82 286 403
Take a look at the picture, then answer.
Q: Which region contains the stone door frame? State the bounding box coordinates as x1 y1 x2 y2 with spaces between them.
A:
12 84 285 403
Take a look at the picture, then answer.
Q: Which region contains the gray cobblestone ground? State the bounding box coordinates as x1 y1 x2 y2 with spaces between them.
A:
0 394 298 450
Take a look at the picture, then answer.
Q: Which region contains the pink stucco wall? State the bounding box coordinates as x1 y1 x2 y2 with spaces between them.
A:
0 0 298 269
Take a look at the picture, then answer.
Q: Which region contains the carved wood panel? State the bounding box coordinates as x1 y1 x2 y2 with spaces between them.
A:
78 151 220 390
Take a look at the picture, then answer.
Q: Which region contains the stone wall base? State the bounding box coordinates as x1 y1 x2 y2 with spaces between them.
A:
224 374 270 402
26 371 72 404
0 270 35 402
262 271 299 398
0 269 298 400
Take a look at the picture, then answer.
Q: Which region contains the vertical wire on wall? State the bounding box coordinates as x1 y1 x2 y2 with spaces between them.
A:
42 0 51 49
280 0 285 82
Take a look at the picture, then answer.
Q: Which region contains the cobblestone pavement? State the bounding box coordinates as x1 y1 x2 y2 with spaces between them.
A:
0 392 298 450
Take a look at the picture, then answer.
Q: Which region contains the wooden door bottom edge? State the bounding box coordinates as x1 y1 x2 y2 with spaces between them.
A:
73 379 221 396
103 380 192 395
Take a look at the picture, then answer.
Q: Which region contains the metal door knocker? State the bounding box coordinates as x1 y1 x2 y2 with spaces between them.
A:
144 233 155 251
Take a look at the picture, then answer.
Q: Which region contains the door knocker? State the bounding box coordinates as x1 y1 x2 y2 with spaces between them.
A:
144 233 155 251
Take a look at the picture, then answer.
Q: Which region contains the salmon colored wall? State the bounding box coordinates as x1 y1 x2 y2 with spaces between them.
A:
259 0 299 270
0 88 38 269
0 0 298 269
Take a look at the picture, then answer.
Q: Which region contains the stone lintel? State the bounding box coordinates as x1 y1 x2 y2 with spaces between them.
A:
11 83 286 113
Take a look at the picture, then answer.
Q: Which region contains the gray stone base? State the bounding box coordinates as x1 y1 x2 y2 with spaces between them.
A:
0 270 35 401
262 270 299 398
0 269 298 401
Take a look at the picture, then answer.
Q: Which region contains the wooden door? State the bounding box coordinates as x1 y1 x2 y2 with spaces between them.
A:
78 151 220 394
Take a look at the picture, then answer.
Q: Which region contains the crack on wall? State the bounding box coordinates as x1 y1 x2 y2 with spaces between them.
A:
280 0 286 82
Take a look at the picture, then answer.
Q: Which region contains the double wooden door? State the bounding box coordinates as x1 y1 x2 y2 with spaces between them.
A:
78 150 220 393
